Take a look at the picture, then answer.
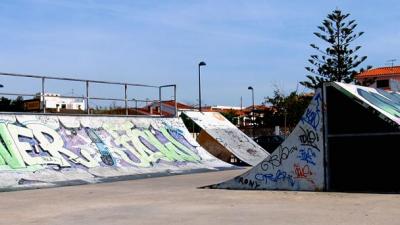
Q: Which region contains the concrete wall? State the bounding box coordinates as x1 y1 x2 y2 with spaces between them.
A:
183 111 268 166
210 90 324 191
0 114 232 191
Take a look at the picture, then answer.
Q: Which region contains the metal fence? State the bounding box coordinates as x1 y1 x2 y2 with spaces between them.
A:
0 72 177 117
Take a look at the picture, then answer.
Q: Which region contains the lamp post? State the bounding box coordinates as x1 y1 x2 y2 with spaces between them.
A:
198 61 206 112
248 86 255 138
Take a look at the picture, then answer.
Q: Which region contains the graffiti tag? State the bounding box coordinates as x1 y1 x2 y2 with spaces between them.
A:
298 126 320 151
293 164 313 178
260 145 298 171
255 170 295 187
297 148 316 165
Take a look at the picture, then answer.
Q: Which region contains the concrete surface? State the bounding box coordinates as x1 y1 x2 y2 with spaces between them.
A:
0 168 399 225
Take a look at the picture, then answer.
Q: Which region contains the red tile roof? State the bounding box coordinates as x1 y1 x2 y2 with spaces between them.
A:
356 66 400 78
244 105 269 111
161 100 194 109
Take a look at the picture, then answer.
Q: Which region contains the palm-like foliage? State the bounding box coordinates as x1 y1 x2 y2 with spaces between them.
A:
301 9 371 89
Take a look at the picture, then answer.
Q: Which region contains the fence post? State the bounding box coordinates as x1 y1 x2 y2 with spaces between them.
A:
125 84 128 115
174 85 177 117
159 87 162 116
86 81 89 114
42 77 45 113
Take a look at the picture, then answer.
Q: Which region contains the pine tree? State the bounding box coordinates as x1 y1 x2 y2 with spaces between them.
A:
300 9 371 89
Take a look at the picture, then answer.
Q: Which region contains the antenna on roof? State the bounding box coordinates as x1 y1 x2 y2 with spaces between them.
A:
385 59 397 67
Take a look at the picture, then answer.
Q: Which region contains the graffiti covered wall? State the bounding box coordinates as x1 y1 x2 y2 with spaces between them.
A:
183 111 268 166
0 115 231 190
209 89 324 191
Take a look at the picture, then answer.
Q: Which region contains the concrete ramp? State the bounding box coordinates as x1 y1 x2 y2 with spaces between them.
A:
197 130 233 163
183 111 268 166
208 90 324 190
0 115 232 191
208 82 400 192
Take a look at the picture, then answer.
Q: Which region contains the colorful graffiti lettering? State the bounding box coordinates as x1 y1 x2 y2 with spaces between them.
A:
0 117 203 171
84 127 115 166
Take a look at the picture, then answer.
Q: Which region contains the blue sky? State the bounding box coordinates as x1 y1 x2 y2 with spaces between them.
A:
0 0 399 107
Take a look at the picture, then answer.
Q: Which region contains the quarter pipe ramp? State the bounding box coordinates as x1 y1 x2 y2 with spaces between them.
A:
183 111 268 166
208 82 400 192
0 115 232 191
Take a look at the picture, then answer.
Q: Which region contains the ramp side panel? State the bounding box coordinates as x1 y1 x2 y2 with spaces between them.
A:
197 130 232 163
210 89 324 191
183 111 268 166
0 115 232 191
332 82 400 126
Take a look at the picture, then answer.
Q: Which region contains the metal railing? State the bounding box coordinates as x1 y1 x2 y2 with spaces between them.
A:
0 72 177 117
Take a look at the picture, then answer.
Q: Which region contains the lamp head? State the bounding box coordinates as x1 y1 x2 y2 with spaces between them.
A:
248 86 253 90
199 61 206 66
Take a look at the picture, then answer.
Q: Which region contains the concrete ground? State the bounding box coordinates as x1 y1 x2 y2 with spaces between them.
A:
0 168 399 225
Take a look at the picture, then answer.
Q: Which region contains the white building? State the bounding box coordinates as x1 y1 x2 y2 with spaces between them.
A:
209 105 242 111
35 93 85 111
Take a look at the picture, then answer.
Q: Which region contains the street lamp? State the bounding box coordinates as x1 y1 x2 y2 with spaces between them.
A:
198 61 206 112
248 86 255 138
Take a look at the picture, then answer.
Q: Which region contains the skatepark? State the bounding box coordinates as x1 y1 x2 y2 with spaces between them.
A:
2 2 400 224
1 78 399 192
0 72 399 225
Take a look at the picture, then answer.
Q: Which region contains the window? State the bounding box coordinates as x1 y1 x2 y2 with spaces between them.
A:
61 104 66 109
376 80 389 88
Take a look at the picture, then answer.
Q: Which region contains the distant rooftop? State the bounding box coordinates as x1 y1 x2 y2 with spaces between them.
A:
357 66 400 78
210 105 242 110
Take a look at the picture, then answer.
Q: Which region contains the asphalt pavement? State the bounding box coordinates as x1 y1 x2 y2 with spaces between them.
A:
0 168 399 225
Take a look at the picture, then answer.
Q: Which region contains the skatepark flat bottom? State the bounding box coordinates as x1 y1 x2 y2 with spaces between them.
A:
0 168 399 225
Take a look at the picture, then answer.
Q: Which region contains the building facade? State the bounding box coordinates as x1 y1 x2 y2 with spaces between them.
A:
356 66 400 91
24 93 85 112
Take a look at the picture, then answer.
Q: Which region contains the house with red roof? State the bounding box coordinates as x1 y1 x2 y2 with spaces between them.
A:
356 66 400 91
144 100 194 116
